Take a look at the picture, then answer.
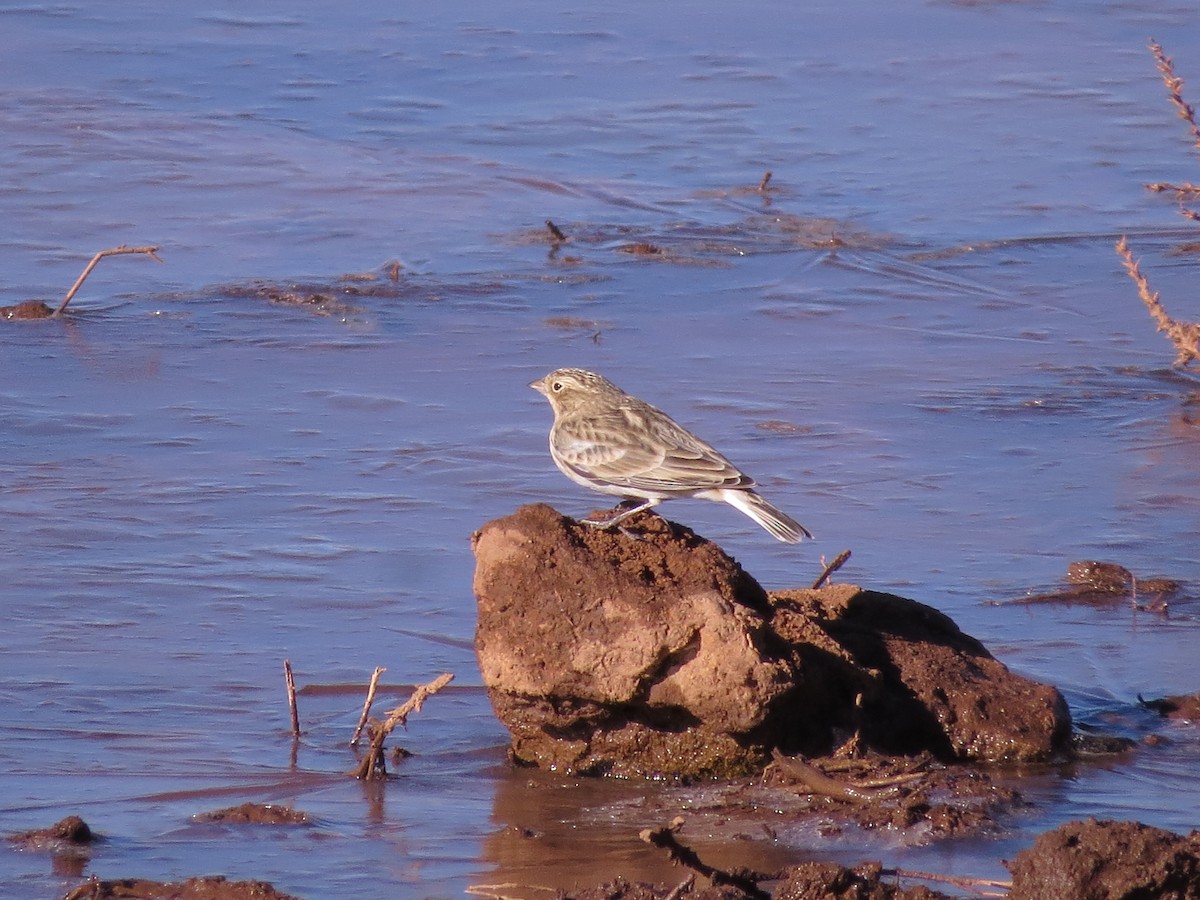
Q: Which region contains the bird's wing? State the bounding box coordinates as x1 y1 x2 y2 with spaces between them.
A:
555 401 752 493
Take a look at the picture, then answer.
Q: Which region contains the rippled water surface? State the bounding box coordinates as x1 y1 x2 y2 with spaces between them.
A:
2 2 1200 897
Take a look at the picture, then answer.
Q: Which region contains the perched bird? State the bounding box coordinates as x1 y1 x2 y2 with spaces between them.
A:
529 367 812 543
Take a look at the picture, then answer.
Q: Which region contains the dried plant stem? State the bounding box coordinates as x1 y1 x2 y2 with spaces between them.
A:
885 867 1011 897
350 666 387 746
284 659 301 736
1150 39 1200 157
1116 237 1200 367
350 672 454 780
53 245 162 316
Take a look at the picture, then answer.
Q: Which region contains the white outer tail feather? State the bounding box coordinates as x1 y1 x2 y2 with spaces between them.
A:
718 489 812 544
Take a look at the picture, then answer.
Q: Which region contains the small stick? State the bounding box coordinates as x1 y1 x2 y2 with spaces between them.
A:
53 245 162 316
811 549 851 589
884 867 1012 896
769 749 903 803
545 219 567 242
350 666 387 746
350 672 454 780
284 659 301 736
663 875 696 900
639 818 770 900
757 170 773 192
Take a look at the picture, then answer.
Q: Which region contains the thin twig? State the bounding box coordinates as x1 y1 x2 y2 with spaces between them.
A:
663 874 696 900
350 672 454 780
545 219 567 242
811 549 851 589
885 867 1012 897
53 245 162 316
350 666 387 746
770 749 902 803
639 818 770 900
284 659 301 737
464 884 558 899
757 170 773 192
1116 236 1200 367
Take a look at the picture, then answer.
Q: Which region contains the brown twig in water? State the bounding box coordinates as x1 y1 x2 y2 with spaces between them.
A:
663 875 696 900
52 245 162 317
545 219 567 242
811 549 851 589
350 666 387 746
284 659 301 736
757 170 773 192
639 817 770 900
350 672 454 780
885 867 1011 897
1116 236 1200 367
1150 39 1200 158
769 749 903 803
464 884 558 899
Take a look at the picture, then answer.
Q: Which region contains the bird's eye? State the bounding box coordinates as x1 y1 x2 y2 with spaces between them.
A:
552 381 563 392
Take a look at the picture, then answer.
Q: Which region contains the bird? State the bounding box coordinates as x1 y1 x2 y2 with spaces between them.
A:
529 367 812 543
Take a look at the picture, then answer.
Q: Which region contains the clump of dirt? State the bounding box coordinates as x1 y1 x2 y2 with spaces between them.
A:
773 861 953 899
7 814 94 851
0 300 55 319
472 504 1070 780
62 875 302 899
193 803 310 825
1015 559 1184 611
1006 818 1200 899
560 862 957 899
1141 692 1200 721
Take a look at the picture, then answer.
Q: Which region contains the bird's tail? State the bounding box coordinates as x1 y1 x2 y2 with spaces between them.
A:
721 489 813 543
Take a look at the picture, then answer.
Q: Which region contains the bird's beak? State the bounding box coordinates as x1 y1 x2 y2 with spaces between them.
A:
529 376 548 396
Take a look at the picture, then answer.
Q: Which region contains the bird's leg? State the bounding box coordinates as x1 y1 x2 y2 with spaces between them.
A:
580 498 658 530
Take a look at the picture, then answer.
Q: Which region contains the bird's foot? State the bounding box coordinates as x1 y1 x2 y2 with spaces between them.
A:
579 499 658 532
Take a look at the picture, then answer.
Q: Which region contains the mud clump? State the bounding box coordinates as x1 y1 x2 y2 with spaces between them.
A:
62 875 301 899
1006 818 1200 899
773 861 953 899
7 814 94 851
194 803 310 825
472 504 1071 779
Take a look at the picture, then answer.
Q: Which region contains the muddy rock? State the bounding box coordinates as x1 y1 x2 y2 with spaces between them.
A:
770 587 1071 761
1007 818 1200 899
7 814 94 850
564 877 757 900
62 875 301 899
472 505 1071 778
472 504 789 777
194 803 309 825
774 861 952 899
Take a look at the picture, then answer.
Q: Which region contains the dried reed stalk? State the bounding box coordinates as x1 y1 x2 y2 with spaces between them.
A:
53 245 161 316
350 672 454 780
350 666 387 746
1151 39 1200 157
284 659 301 736
1116 236 1200 367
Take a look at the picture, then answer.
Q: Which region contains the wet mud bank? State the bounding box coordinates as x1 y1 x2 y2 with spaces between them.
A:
471 504 1200 897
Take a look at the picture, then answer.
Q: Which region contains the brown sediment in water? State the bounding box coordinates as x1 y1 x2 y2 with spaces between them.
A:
61 875 302 899
193 803 310 825
1011 558 1188 612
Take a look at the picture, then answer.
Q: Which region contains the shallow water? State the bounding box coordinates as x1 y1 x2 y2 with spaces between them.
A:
2 1 1199 897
